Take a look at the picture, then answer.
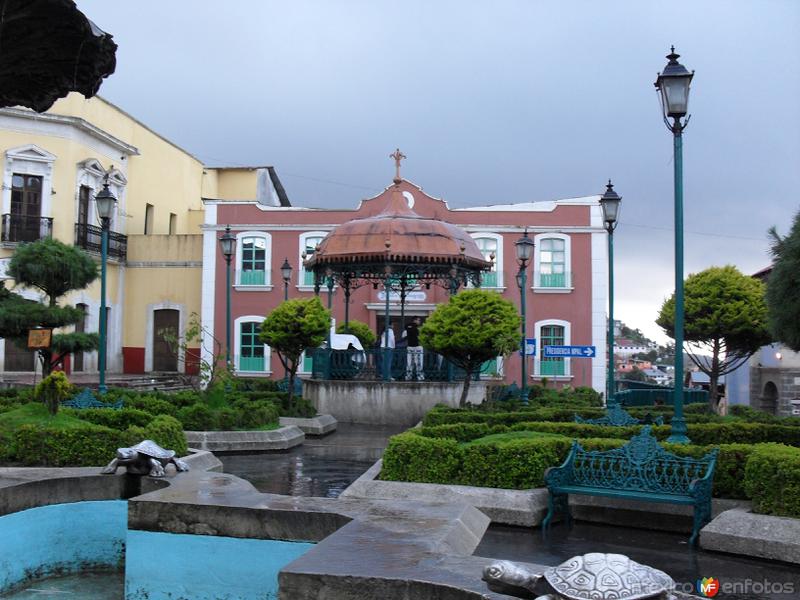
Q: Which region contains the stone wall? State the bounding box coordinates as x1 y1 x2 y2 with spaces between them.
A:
749 367 800 416
304 380 487 426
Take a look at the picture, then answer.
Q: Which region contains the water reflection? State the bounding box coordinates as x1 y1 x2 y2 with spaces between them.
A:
219 423 402 498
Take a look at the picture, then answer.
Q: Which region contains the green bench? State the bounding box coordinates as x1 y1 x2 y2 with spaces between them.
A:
574 403 664 426
61 387 123 409
542 426 717 545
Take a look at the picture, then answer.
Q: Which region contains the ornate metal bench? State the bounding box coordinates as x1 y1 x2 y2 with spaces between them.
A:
61 387 123 409
542 426 717 545
574 403 664 426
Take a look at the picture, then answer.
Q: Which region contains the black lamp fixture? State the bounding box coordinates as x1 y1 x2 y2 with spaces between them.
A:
94 179 116 223
219 226 236 263
655 46 694 122
514 230 535 267
280 258 292 283
599 180 622 234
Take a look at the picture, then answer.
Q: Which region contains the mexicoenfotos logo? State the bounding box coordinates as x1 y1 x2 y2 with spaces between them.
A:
697 577 720 597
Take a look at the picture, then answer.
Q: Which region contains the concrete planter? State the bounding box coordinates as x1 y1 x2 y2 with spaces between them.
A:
278 415 337 436
184 426 304 452
700 508 800 564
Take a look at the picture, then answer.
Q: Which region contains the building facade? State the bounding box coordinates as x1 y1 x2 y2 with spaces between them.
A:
202 178 609 393
0 94 284 378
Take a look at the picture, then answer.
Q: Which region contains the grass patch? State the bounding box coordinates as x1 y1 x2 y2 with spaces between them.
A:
465 430 566 446
0 403 88 431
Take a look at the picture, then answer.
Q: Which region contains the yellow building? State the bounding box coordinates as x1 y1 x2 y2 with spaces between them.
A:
0 93 288 378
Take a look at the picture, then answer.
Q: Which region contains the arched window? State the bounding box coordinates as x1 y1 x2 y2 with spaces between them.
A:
235 316 271 374
299 231 328 288
235 232 271 287
535 319 571 378
533 233 572 290
470 233 503 288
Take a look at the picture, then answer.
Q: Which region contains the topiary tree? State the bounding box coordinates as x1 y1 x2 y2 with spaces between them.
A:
34 370 74 415
766 211 800 351
657 265 771 412
420 289 521 406
259 297 330 410
336 319 376 348
0 239 99 375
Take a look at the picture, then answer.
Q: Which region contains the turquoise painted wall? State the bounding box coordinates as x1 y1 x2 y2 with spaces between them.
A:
125 530 313 600
0 500 127 594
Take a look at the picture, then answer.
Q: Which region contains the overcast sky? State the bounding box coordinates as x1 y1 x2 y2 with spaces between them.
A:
77 0 800 344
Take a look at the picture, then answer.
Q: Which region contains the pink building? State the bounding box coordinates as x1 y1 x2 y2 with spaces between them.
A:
201 175 609 392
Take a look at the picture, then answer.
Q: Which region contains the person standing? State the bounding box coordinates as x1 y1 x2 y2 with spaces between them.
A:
377 321 395 378
403 316 424 381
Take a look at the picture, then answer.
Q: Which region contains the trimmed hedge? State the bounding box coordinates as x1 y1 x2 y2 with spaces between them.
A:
745 444 800 517
69 407 154 430
11 423 128 467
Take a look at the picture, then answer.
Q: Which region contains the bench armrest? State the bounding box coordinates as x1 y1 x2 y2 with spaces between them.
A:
688 448 719 499
544 441 579 488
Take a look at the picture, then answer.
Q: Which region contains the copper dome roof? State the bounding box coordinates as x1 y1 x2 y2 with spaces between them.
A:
305 184 490 271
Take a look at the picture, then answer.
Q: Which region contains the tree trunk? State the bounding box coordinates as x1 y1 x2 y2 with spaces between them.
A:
709 339 721 413
459 369 473 407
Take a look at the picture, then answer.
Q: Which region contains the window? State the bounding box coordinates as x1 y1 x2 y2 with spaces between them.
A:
299 232 327 287
7 174 43 242
144 204 154 234
535 319 571 378
169 213 177 235
534 234 572 290
235 317 270 373
470 234 502 288
236 233 271 286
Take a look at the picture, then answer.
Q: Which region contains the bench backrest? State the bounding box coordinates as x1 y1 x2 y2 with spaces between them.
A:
61 387 123 410
568 426 716 495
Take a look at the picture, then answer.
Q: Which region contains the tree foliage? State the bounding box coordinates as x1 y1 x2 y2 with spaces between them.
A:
336 320 376 348
0 240 99 374
657 265 771 411
260 297 330 407
420 290 521 406
766 211 800 351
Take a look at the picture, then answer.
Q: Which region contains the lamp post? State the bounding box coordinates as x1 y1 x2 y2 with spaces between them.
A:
219 226 236 369
655 46 693 444
514 231 535 405
599 181 621 406
94 178 116 395
281 258 292 301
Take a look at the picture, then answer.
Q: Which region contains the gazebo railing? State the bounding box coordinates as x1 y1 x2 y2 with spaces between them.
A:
310 348 488 382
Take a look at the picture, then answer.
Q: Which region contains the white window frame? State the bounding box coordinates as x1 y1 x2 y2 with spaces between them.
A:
533 233 573 293
75 159 127 233
469 232 504 289
298 231 329 291
3 144 56 219
534 318 572 379
234 315 271 375
235 231 272 290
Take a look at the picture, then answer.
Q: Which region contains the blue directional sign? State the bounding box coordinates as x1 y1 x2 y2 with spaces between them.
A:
543 345 596 358
519 338 536 356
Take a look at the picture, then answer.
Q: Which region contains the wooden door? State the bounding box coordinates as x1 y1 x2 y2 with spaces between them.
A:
4 338 35 372
152 309 179 372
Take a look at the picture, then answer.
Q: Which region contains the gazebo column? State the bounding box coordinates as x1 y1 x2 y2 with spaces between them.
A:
383 272 391 381
343 277 351 329
399 276 408 335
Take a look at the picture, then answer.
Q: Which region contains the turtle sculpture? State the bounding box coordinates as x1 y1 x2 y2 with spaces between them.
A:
101 440 190 477
482 553 676 600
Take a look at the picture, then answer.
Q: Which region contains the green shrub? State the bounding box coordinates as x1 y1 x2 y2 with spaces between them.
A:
124 425 147 445
214 407 239 431
11 423 124 466
123 394 179 418
143 415 187 457
169 390 204 408
231 377 280 392
35 371 74 415
423 407 607 427
73 407 154 430
231 399 280 429
381 432 460 483
177 403 214 430
337 320 376 348
745 444 800 517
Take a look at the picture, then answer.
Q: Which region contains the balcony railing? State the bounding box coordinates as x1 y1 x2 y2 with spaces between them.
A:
539 359 567 376
538 271 572 288
74 223 128 261
1 214 53 243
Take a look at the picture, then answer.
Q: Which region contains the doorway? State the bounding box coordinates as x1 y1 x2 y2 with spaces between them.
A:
152 309 179 372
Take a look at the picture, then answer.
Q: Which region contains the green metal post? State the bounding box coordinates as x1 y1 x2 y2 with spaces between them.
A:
519 267 528 405
98 220 108 394
284 279 289 301
607 231 615 404
668 127 690 444
225 258 232 369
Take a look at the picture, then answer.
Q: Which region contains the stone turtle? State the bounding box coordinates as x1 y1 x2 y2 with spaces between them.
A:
101 439 189 477
482 553 675 600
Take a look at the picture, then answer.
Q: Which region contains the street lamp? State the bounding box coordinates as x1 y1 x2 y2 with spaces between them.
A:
94 178 116 395
655 46 693 444
219 226 236 369
599 180 621 406
281 258 292 301
514 230 535 405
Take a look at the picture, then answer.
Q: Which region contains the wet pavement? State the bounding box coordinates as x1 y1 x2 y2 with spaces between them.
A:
218 423 404 497
2 571 123 599
475 521 800 600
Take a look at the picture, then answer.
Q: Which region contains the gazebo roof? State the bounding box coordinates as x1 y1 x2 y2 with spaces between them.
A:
305 182 490 272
